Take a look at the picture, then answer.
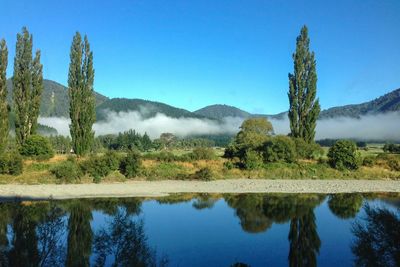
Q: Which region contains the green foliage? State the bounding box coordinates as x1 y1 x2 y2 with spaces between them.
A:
120 150 142 178
388 159 400 172
19 135 54 160
288 25 320 143
0 39 8 154
224 118 273 161
50 159 82 182
293 138 324 159
98 130 153 151
187 147 215 160
262 135 297 163
244 150 263 170
48 135 71 154
327 140 361 170
68 32 96 156
12 27 43 146
190 167 213 181
383 143 400 154
80 151 121 181
362 156 375 167
0 151 23 175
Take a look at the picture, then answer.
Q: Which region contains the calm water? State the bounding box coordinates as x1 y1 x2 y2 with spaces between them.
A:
0 193 398 267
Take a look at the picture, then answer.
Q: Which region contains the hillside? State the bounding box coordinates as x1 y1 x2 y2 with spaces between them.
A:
96 98 210 121
194 104 251 120
320 88 400 119
6 79 108 117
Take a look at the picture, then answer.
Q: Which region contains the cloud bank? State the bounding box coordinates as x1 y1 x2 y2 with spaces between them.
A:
39 111 400 141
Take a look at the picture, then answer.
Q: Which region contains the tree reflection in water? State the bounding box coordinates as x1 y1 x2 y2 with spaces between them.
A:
328 193 363 219
352 204 400 267
93 208 168 267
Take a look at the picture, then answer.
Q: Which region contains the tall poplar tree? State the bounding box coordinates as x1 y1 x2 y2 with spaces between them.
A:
0 39 8 153
12 27 43 146
68 33 95 156
288 26 320 143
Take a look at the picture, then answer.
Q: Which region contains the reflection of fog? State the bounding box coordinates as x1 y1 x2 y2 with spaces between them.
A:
352 204 400 267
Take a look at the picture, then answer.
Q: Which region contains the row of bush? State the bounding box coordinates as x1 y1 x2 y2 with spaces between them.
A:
143 147 216 162
50 150 143 182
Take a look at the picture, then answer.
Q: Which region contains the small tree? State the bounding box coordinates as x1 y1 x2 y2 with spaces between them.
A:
19 135 54 160
119 150 142 178
327 140 360 170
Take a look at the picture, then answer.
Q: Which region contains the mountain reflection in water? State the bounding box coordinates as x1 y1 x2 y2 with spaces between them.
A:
0 193 397 267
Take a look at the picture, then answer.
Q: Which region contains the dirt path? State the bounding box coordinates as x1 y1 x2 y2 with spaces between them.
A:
0 179 399 200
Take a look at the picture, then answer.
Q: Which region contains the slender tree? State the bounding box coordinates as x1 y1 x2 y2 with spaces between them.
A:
68 33 95 156
12 27 43 146
0 39 8 153
288 25 320 143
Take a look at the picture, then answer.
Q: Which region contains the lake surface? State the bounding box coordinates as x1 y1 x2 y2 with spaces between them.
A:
0 193 398 267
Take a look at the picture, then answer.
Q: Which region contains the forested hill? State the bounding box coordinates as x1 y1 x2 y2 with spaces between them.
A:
319 88 400 119
194 104 251 120
6 79 108 117
96 98 210 121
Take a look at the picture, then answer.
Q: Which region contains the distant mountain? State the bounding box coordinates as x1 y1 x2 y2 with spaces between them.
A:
194 104 251 120
96 98 210 121
6 79 108 117
195 88 400 120
320 88 400 119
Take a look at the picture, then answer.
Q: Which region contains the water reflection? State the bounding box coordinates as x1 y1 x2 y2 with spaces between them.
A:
0 193 396 266
352 204 400 267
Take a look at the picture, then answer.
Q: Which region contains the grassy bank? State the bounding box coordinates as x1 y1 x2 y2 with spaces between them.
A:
0 147 399 184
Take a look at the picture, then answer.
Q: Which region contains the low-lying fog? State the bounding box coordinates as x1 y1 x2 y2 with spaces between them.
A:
38 110 400 141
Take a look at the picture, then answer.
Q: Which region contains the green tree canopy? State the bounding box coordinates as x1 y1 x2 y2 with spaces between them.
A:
288 25 320 143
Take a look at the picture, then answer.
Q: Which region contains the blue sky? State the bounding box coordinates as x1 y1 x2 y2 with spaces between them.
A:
1 0 399 114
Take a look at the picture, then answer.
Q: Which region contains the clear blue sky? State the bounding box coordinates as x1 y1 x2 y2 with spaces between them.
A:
1 0 399 114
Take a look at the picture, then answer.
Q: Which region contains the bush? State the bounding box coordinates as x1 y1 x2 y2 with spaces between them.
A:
80 151 121 181
120 150 142 178
188 147 215 160
19 135 54 160
143 151 178 162
243 150 263 170
223 160 235 170
50 160 82 182
0 152 23 176
191 167 213 181
388 159 400 172
262 135 297 163
362 156 375 167
293 138 324 159
327 140 361 170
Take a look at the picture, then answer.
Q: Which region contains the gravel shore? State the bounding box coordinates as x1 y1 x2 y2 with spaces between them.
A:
0 179 399 200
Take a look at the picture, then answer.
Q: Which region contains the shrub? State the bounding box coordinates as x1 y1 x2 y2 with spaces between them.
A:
243 150 263 170
223 160 235 170
80 151 121 181
388 159 400 172
293 138 324 159
188 147 215 160
362 156 375 167
19 135 54 160
327 140 361 170
50 160 82 182
191 167 213 181
0 152 23 176
143 151 178 162
262 135 297 163
120 150 142 178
